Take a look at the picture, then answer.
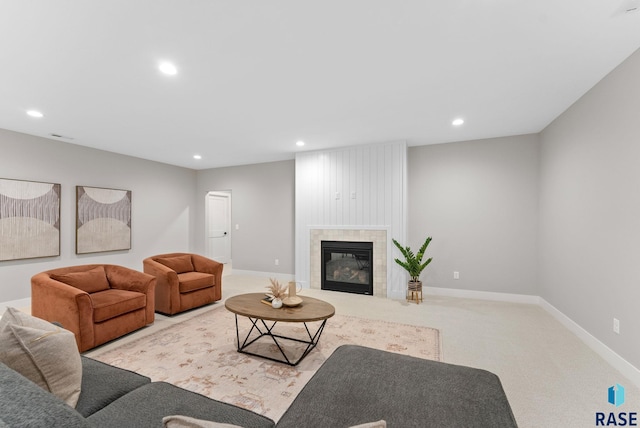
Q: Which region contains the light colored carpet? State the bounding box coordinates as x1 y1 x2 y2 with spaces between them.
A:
90 304 441 422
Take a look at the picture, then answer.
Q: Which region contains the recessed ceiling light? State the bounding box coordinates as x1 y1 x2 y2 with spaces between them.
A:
27 110 44 118
193 154 202 160
159 62 178 75
296 141 305 147
452 118 464 126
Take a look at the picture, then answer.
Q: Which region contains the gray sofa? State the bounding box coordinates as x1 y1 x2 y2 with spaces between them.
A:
0 345 518 427
0 357 275 428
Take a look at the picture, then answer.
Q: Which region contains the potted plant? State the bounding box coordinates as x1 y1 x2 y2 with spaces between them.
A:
392 237 433 302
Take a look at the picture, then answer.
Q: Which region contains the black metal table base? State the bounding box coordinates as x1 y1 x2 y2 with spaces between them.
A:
233 315 328 366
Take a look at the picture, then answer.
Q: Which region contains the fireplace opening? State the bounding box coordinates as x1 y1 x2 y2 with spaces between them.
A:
321 240 373 295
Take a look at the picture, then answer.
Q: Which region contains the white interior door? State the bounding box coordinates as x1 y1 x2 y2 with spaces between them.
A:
205 191 231 263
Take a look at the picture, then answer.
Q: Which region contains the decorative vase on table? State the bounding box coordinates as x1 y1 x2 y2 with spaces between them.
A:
267 278 287 309
283 281 303 307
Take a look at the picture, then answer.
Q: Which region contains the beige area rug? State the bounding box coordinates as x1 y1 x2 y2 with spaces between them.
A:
90 304 441 422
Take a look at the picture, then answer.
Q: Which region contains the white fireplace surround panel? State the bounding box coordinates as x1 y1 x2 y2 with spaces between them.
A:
310 227 388 298
294 142 407 300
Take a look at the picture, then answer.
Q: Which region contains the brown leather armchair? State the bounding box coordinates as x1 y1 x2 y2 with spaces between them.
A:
143 252 223 315
31 264 156 352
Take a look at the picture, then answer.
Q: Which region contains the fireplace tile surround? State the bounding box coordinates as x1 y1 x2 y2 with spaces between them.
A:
310 228 387 297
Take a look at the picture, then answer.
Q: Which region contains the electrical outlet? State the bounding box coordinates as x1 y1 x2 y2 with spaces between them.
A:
275 259 279 266
453 271 460 280
613 318 620 334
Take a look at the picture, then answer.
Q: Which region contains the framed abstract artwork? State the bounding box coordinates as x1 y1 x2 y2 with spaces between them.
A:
76 186 131 254
0 178 61 261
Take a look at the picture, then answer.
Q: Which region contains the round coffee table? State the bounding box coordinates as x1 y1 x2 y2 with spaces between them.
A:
225 293 335 366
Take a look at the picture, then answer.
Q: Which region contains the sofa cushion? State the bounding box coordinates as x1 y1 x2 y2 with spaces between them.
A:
157 255 194 273
51 266 111 293
88 381 275 428
0 308 82 408
75 356 151 417
90 289 146 323
0 362 90 428
178 272 214 293
276 344 518 428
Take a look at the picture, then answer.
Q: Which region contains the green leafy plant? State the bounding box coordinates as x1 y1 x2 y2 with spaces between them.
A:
392 237 433 282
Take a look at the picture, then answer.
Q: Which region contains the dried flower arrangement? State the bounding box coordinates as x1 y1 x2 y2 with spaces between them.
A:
267 278 288 299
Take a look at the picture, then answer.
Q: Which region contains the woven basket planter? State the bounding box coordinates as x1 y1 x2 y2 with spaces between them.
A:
407 280 423 303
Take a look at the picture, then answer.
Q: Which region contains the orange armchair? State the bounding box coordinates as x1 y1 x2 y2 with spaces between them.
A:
143 252 223 315
31 264 156 352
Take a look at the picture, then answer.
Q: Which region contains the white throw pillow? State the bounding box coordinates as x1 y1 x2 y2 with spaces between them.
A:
0 307 82 408
350 421 387 428
163 415 243 428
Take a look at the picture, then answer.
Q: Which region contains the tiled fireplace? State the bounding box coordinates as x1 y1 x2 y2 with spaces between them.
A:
310 228 387 297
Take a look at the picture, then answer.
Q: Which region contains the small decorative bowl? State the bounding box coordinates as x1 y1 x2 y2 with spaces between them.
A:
282 296 303 307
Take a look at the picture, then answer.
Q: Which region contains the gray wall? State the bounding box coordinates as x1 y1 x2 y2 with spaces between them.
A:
0 129 197 302
195 160 295 274
539 48 640 368
408 135 539 295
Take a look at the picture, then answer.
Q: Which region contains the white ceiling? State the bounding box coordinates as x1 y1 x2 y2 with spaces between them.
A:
1 1 639 170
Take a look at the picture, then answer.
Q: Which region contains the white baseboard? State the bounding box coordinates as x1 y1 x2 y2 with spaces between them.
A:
539 298 640 388
387 290 405 300
425 286 540 305
231 270 295 282
424 286 640 388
